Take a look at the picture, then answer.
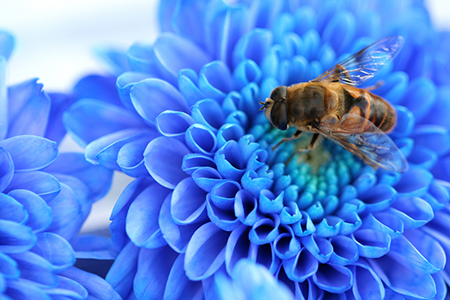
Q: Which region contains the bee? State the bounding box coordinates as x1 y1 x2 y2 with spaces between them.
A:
260 36 408 173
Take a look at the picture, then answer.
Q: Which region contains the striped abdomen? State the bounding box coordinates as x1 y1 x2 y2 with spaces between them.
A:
344 86 396 133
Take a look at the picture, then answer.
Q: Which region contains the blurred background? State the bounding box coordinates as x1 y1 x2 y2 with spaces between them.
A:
0 0 449 233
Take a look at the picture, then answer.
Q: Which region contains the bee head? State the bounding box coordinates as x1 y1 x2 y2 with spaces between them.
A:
260 86 288 130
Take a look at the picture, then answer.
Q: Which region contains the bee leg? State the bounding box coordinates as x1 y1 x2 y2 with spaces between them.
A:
296 133 320 153
272 130 302 151
364 80 384 91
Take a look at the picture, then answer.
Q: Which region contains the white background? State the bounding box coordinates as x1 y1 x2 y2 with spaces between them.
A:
0 0 449 233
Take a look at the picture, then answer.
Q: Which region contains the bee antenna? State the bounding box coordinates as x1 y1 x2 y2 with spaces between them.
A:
259 101 266 111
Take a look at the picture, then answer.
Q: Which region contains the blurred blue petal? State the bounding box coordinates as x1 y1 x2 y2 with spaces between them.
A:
0 136 58 172
70 235 117 260
164 253 203 300
6 171 61 202
0 220 36 253
45 93 76 145
0 31 14 61
0 148 13 193
8 190 51 232
73 74 122 106
0 57 7 141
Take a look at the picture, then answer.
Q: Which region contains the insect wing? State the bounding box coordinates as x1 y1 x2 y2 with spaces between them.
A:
315 114 408 173
312 36 404 86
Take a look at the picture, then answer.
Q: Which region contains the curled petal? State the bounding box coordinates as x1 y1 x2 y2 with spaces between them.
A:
259 189 283 214
362 212 404 238
156 110 195 138
199 60 233 101
329 236 358 265
216 124 245 148
0 136 58 172
233 29 273 68
339 211 362 235
352 229 391 258
391 105 415 137
424 180 450 210
130 78 189 123
249 214 281 245
185 124 217 155
394 168 433 197
185 222 229 280
178 69 206 106
116 72 150 111
280 201 301 225
159 192 205 253
144 137 190 189
117 135 154 177
192 167 223 192
191 99 226 133
171 177 207 225
233 59 262 90
313 264 353 294
241 170 273 197
235 189 263 226
249 242 280 274
292 211 316 237
315 216 342 238
359 184 397 213
225 225 251 275
207 194 240 232
301 235 332 264
182 153 216 175
283 247 318 282
389 196 434 230
215 140 246 180
273 225 301 259
134 246 179 300
126 183 171 248
210 180 240 210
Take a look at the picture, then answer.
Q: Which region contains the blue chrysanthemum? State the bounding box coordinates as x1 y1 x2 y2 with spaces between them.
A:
0 30 121 300
64 0 450 299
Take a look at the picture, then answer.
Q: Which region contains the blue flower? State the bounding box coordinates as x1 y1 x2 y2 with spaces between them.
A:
64 0 450 299
0 30 120 300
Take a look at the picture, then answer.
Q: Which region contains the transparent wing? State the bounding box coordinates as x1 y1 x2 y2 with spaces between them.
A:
314 113 408 173
312 36 404 86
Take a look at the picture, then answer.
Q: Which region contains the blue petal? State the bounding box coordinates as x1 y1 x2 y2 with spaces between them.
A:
199 61 233 101
400 77 436 122
182 153 216 176
116 72 151 112
130 78 189 123
235 189 263 226
0 56 6 140
424 87 450 128
215 140 246 180
248 242 280 273
105 242 139 299
134 246 179 300
7 79 50 138
258 189 283 214
0 148 13 193
207 194 240 232
43 274 88 299
6 171 61 202
0 191 26 224
412 125 450 157
85 128 154 167
158 0 177 32
273 225 301 259
73 74 122 106
8 189 51 232
233 29 273 69
0 220 36 253
191 99 226 133
45 92 76 145
0 136 58 172
210 180 240 210
233 59 262 90
315 216 342 238
394 168 432 197
152 33 212 85
0 251 19 278
322 10 355 55
352 229 391 258
249 214 281 245
144 137 190 189
352 260 385 300
185 222 229 280
185 124 217 155
361 212 404 238
313 264 353 294
171 177 207 225
44 152 113 202
301 234 332 264
60 266 121 300
328 236 358 265
178 69 206 106
117 137 154 177
95 46 130 76
283 247 318 282
4 279 49 300
63 99 145 147
32 232 75 272
159 191 205 253
9 251 58 286
359 184 397 213
126 42 161 75
408 145 438 170
292 211 316 237
156 110 195 138
368 254 436 299
374 72 409 104
126 183 171 248
192 167 223 192
390 196 433 230
164 253 203 300
390 105 415 137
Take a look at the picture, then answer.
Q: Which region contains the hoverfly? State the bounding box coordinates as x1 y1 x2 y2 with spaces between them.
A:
260 36 408 173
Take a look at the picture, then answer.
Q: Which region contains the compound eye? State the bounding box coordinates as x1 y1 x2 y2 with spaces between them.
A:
270 86 287 102
270 100 288 130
